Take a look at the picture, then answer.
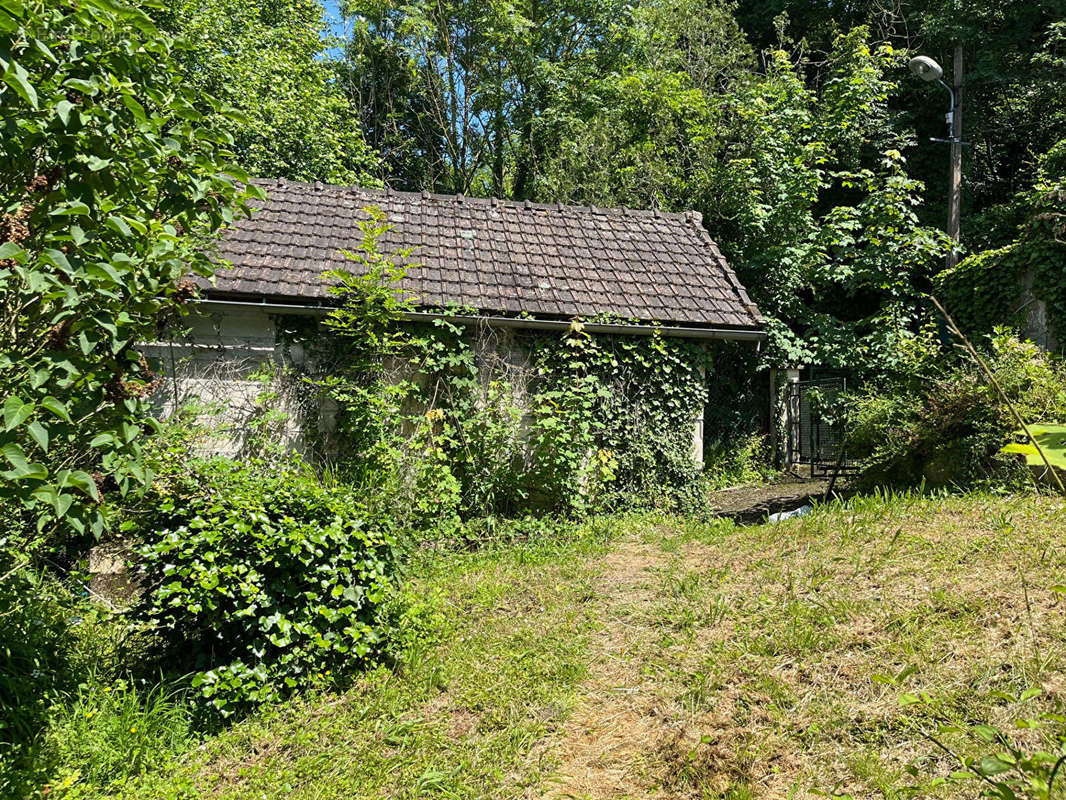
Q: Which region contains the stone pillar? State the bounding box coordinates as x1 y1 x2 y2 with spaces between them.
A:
692 361 707 467
692 411 705 467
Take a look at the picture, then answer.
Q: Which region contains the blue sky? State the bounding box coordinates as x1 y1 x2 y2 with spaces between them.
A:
319 0 346 58
321 0 345 37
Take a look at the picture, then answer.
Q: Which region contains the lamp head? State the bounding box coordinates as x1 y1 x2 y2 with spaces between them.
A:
908 55 943 82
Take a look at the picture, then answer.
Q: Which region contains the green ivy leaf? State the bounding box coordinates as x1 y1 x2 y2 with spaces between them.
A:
56 98 75 126
26 421 48 453
40 396 71 422
1 442 47 480
3 395 34 431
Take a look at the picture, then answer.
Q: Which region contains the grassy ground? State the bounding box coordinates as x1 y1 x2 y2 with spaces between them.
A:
45 493 1066 799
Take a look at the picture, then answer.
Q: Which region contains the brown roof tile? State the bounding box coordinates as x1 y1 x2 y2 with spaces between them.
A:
204 179 764 330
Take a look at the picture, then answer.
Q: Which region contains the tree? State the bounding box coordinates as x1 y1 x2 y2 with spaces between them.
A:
733 0 1066 253
339 0 633 196
537 21 949 375
155 0 379 184
0 0 259 543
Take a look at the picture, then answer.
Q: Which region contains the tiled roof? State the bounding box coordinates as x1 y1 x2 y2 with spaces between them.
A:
204 178 764 331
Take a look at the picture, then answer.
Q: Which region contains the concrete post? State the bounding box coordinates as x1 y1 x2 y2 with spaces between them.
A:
692 361 706 467
784 368 801 466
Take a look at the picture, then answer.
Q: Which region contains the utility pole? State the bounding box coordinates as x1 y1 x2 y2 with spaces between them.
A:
908 48 965 268
946 44 963 269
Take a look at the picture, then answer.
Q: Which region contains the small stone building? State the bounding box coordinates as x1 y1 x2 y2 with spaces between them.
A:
156 179 765 459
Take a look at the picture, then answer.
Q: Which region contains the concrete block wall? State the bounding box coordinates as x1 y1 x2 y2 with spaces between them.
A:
146 307 319 458
150 308 708 469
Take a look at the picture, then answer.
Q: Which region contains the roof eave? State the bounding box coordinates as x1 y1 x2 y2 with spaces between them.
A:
192 296 766 342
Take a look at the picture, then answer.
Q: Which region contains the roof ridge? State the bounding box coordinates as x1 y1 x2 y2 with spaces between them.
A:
254 176 703 225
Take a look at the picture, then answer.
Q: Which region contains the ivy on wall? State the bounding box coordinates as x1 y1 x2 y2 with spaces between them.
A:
936 141 1066 348
296 311 711 522
265 211 714 523
528 325 710 511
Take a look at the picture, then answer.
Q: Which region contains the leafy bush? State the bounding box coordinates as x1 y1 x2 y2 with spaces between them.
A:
0 548 128 797
132 457 397 715
846 330 1066 489
0 0 257 543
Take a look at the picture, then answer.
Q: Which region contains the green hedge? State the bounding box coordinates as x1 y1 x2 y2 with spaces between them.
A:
132 457 396 716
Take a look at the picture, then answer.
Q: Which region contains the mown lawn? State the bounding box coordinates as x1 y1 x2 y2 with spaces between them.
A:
73 493 1066 798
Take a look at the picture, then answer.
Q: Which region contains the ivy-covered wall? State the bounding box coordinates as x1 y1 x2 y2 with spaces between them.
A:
158 306 721 516
935 152 1066 350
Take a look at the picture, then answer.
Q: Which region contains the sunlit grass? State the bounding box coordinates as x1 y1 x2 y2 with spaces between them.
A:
36 493 1066 799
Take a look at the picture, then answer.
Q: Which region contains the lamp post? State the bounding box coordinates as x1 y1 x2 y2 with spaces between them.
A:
909 46 964 269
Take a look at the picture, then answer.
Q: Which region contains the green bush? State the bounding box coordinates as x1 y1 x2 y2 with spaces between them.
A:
132 457 397 716
0 547 129 797
0 0 257 542
703 434 774 491
846 330 1066 489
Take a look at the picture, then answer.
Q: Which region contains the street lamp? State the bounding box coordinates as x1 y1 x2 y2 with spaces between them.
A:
909 49 964 269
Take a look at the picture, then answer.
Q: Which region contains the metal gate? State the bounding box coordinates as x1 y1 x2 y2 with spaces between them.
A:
787 377 855 477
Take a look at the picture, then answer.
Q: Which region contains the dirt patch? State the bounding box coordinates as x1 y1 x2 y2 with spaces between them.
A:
539 542 669 799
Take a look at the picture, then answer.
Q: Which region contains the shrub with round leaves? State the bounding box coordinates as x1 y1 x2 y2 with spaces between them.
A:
132 458 396 715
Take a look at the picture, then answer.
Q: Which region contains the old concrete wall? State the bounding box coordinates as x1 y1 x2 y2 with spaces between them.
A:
151 309 708 468
146 308 324 458
1021 268 1060 352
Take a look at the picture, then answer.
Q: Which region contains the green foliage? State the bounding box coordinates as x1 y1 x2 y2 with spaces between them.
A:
304 216 713 529
529 326 709 511
846 330 1066 488
132 456 397 715
535 23 950 378
155 0 379 184
340 0 637 196
735 0 1066 253
703 434 774 491
0 0 258 544
706 40 950 375
1003 424 1066 471
936 140 1066 349
0 552 130 796
903 688 1066 799
40 677 194 797
0 562 76 794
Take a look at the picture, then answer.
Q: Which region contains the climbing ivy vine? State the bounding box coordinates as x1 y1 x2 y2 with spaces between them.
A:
936 139 1066 348
287 212 712 528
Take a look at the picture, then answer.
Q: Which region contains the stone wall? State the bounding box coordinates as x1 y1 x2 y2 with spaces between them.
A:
146 306 323 458
1021 268 1061 352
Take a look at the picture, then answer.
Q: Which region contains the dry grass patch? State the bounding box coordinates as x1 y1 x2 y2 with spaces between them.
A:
540 493 1066 799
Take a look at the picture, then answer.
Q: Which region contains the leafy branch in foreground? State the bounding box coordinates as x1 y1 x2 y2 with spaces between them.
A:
901 689 1066 799
0 0 260 544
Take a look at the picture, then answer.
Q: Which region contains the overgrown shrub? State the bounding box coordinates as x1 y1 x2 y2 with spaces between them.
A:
846 330 1066 489
306 213 715 527
132 457 397 716
0 545 129 796
703 434 774 491
0 0 257 543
